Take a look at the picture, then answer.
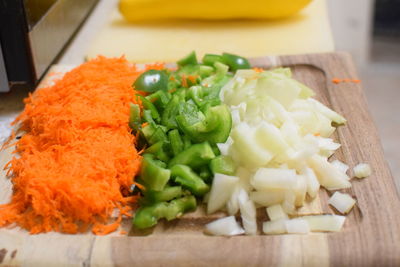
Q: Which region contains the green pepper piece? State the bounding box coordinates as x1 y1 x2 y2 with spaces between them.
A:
210 155 236 175
142 109 155 124
161 95 181 129
141 123 157 141
182 135 192 150
221 53 251 71
168 142 215 169
133 202 167 229
137 94 160 123
168 129 184 156
145 90 171 111
144 141 170 163
202 54 224 66
164 195 197 220
133 196 196 229
143 186 183 203
198 165 212 182
188 86 204 106
176 104 232 144
129 103 141 131
140 154 170 191
148 127 168 145
199 65 214 78
177 51 198 66
134 69 168 93
171 165 210 196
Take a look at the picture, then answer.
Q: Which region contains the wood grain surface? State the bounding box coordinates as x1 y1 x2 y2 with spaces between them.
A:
0 52 399 266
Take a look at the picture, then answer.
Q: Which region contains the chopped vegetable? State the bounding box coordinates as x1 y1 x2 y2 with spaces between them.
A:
205 216 245 236
207 174 239 214
0 56 143 235
328 191 356 214
263 219 287 235
353 163 372 178
285 218 310 234
134 69 168 93
133 196 196 229
266 204 288 221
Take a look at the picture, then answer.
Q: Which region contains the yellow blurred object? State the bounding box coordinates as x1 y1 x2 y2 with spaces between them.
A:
119 0 312 22
87 0 333 63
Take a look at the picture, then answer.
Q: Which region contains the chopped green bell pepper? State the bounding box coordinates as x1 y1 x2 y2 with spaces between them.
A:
143 186 182 204
210 155 236 175
176 104 232 144
140 154 170 191
133 195 196 229
168 129 184 156
177 51 198 66
137 94 160 123
168 142 215 169
221 52 251 71
128 103 141 131
202 54 223 67
171 165 210 196
134 69 168 93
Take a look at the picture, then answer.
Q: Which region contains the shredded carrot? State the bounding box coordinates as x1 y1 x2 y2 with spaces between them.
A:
169 76 176 81
145 62 165 70
0 56 143 235
187 75 198 84
181 74 188 88
332 78 361 84
313 133 321 136
120 230 127 235
168 88 177 94
253 67 263 73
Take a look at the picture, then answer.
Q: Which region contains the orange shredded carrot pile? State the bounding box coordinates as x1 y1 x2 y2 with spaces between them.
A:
0 56 144 235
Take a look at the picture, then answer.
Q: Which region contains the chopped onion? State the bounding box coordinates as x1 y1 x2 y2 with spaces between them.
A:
263 219 287 235
205 216 245 236
328 191 356 214
251 168 297 191
285 218 310 234
266 204 288 221
331 159 349 174
353 163 372 178
299 215 345 232
207 174 239 214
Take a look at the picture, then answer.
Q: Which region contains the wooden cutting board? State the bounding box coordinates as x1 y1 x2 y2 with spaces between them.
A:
1 52 399 266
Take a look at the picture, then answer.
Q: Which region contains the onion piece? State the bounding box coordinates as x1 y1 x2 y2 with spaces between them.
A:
263 219 287 235
328 191 356 214
285 218 310 234
299 215 346 232
205 216 245 236
353 163 372 178
266 204 288 221
207 174 239 214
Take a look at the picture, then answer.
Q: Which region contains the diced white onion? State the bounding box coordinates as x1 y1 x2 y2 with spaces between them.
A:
207 174 239 214
205 216 245 236
328 191 356 214
285 218 310 234
353 163 372 178
299 215 346 232
263 219 287 235
331 159 349 174
266 204 288 221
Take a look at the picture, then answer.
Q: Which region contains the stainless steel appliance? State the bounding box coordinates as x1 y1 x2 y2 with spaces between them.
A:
0 0 98 92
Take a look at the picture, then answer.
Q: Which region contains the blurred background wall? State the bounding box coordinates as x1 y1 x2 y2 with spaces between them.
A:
328 0 400 191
